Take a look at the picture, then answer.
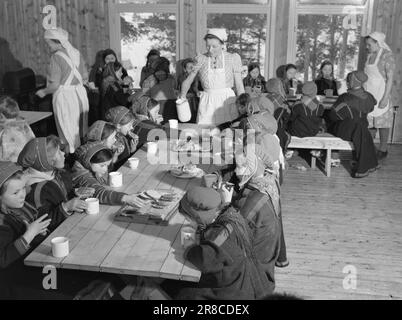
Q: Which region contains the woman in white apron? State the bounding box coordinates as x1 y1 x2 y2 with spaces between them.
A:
364 32 395 160
36 28 89 154
179 29 245 127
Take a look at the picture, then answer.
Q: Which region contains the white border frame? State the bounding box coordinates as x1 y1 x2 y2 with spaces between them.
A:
287 0 374 65
196 0 276 78
108 0 184 61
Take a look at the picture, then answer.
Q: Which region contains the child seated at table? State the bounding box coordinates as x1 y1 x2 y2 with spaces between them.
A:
169 186 271 300
287 82 325 138
17 136 90 224
243 62 267 96
86 120 125 170
106 106 164 151
105 107 139 166
0 96 35 162
130 92 164 125
72 141 145 207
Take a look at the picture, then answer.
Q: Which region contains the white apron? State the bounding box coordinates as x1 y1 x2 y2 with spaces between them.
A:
364 48 390 122
52 51 89 153
197 52 238 126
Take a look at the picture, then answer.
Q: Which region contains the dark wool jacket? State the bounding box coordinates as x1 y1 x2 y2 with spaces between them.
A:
315 78 339 96
0 203 46 269
288 100 325 138
176 207 272 300
25 170 74 231
235 189 281 292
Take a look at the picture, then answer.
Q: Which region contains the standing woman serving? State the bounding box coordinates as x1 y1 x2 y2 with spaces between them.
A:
179 29 245 126
364 32 396 160
36 27 89 154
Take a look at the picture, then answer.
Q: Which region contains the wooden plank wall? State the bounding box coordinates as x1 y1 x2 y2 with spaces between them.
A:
0 0 110 80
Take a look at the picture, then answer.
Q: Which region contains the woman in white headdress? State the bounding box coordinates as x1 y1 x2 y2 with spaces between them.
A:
36 27 89 154
364 31 395 160
179 29 245 126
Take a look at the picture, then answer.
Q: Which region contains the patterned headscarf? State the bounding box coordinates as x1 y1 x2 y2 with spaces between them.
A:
105 106 131 125
74 141 109 170
130 92 152 120
86 121 107 142
0 161 22 188
243 111 278 135
17 138 54 172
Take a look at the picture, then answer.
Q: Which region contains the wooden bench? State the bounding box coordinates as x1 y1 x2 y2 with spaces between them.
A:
288 133 354 177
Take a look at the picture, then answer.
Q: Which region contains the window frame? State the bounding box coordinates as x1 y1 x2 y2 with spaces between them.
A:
108 0 184 61
195 0 277 78
287 0 374 69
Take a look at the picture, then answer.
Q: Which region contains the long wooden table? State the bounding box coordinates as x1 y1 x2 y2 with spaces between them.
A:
24 146 210 283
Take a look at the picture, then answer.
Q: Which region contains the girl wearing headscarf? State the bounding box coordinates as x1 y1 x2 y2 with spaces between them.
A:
364 32 396 160
266 78 292 151
179 29 245 126
327 71 379 178
85 120 125 170
315 61 339 96
36 27 89 154
288 82 325 138
232 144 282 286
18 136 89 228
71 141 145 207
130 92 163 125
238 113 288 267
0 96 35 162
171 186 271 300
100 61 132 118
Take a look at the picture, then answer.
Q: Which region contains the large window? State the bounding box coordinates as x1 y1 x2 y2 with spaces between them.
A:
196 0 275 77
109 0 182 88
288 0 373 81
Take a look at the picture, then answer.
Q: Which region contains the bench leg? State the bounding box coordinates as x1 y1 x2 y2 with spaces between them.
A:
325 149 332 177
311 156 317 170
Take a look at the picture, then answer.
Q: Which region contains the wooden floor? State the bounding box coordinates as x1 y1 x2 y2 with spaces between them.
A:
275 145 402 300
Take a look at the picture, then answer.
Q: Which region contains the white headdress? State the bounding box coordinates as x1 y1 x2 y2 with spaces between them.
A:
206 28 228 43
44 27 80 67
367 31 391 51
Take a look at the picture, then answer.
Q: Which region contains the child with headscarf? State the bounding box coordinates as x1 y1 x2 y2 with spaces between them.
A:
265 78 292 151
36 27 89 154
17 137 89 230
0 161 52 298
287 81 325 138
71 141 145 207
106 106 163 152
327 71 379 178
105 107 139 166
130 92 163 125
169 186 271 300
140 49 161 90
232 145 282 285
0 96 35 162
85 120 124 170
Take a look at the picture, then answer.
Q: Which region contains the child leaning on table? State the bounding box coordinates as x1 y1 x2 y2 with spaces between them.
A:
71 141 146 207
0 96 35 162
0 161 125 299
17 137 90 228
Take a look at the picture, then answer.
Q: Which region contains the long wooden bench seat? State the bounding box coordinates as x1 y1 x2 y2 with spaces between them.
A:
288 133 354 177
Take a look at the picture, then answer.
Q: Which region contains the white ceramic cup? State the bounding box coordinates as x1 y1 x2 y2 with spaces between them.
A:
51 237 69 258
85 198 100 215
181 227 196 249
109 172 123 188
289 87 297 97
128 157 140 170
147 142 158 155
169 119 179 129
